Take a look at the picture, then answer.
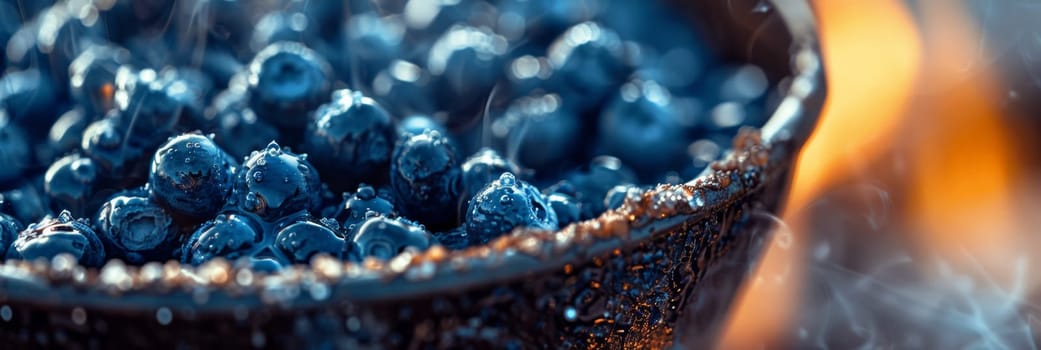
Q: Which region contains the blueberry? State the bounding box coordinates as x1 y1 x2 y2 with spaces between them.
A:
303 89 397 191
547 22 630 110
465 173 557 245
398 114 447 137
604 184 642 211
181 212 263 266
389 130 462 230
251 11 317 52
7 211 105 267
560 156 636 219
95 194 180 264
338 184 397 234
0 213 23 260
0 111 30 185
48 108 91 158
371 60 436 117
0 181 51 225
460 148 521 199
206 87 281 159
112 67 207 149
68 44 131 116
249 257 284 272
491 93 582 175
80 115 147 182
247 41 333 132
44 154 100 218
346 215 431 261
0 69 60 128
546 192 581 226
7 4 107 91
343 13 405 83
427 25 508 126
231 141 321 221
149 133 236 220
597 78 690 180
273 216 344 264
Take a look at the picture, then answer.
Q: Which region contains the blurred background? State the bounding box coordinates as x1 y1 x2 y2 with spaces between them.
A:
719 0 1041 348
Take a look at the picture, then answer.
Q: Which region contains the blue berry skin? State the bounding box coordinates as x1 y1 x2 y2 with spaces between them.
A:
597 78 690 180
249 257 284 272
398 114 447 137
0 112 30 185
343 13 405 82
491 93 582 175
561 156 637 219
0 181 51 225
547 22 630 110
149 133 236 220
44 154 100 218
0 213 24 260
460 148 522 200
7 211 105 267
389 130 463 230
247 42 333 132
69 44 131 116
181 213 263 266
427 25 508 126
231 141 322 222
604 184 642 211
371 60 436 117
303 90 397 191
95 195 180 264
273 216 344 264
346 216 431 261
465 173 558 245
546 192 581 227
0 69 60 128
48 108 91 159
339 184 397 234
80 114 147 183
206 88 281 160
113 67 207 149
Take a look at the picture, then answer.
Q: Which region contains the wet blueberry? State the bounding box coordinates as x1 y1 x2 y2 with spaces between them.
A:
546 192 581 227
273 216 344 264
346 215 431 261
181 213 263 266
460 148 521 199
0 213 23 260
0 111 30 185
231 141 322 221
113 67 207 149
48 108 91 159
95 195 180 264
398 114 447 137
247 41 333 132
206 87 281 160
338 184 397 234
547 22 630 110
0 182 51 225
149 133 236 220
44 154 100 218
389 130 462 230
0 69 60 128
597 78 690 180
7 211 105 267
371 60 436 117
465 173 557 245
427 25 508 126
559 156 637 219
303 89 397 191
80 115 147 182
604 184 642 211
68 44 131 116
491 93 582 175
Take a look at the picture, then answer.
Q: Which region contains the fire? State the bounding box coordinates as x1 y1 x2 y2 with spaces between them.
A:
717 0 1031 347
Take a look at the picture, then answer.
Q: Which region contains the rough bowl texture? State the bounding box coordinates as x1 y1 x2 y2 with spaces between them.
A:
0 0 824 348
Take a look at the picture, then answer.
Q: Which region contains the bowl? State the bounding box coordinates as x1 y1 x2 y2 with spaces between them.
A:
0 0 825 348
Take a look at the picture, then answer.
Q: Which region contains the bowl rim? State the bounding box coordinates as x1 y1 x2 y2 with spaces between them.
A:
0 0 826 312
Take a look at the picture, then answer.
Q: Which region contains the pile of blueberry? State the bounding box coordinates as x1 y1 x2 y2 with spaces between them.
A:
0 0 770 270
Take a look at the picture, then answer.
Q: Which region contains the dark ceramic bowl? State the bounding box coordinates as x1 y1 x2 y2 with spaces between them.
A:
0 0 824 348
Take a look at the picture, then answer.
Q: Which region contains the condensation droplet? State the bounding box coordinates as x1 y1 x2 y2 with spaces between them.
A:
156 307 172 325
564 307 577 321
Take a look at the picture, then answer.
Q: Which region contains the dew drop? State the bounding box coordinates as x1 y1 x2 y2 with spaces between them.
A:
564 307 577 321
252 171 264 183
156 307 172 325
